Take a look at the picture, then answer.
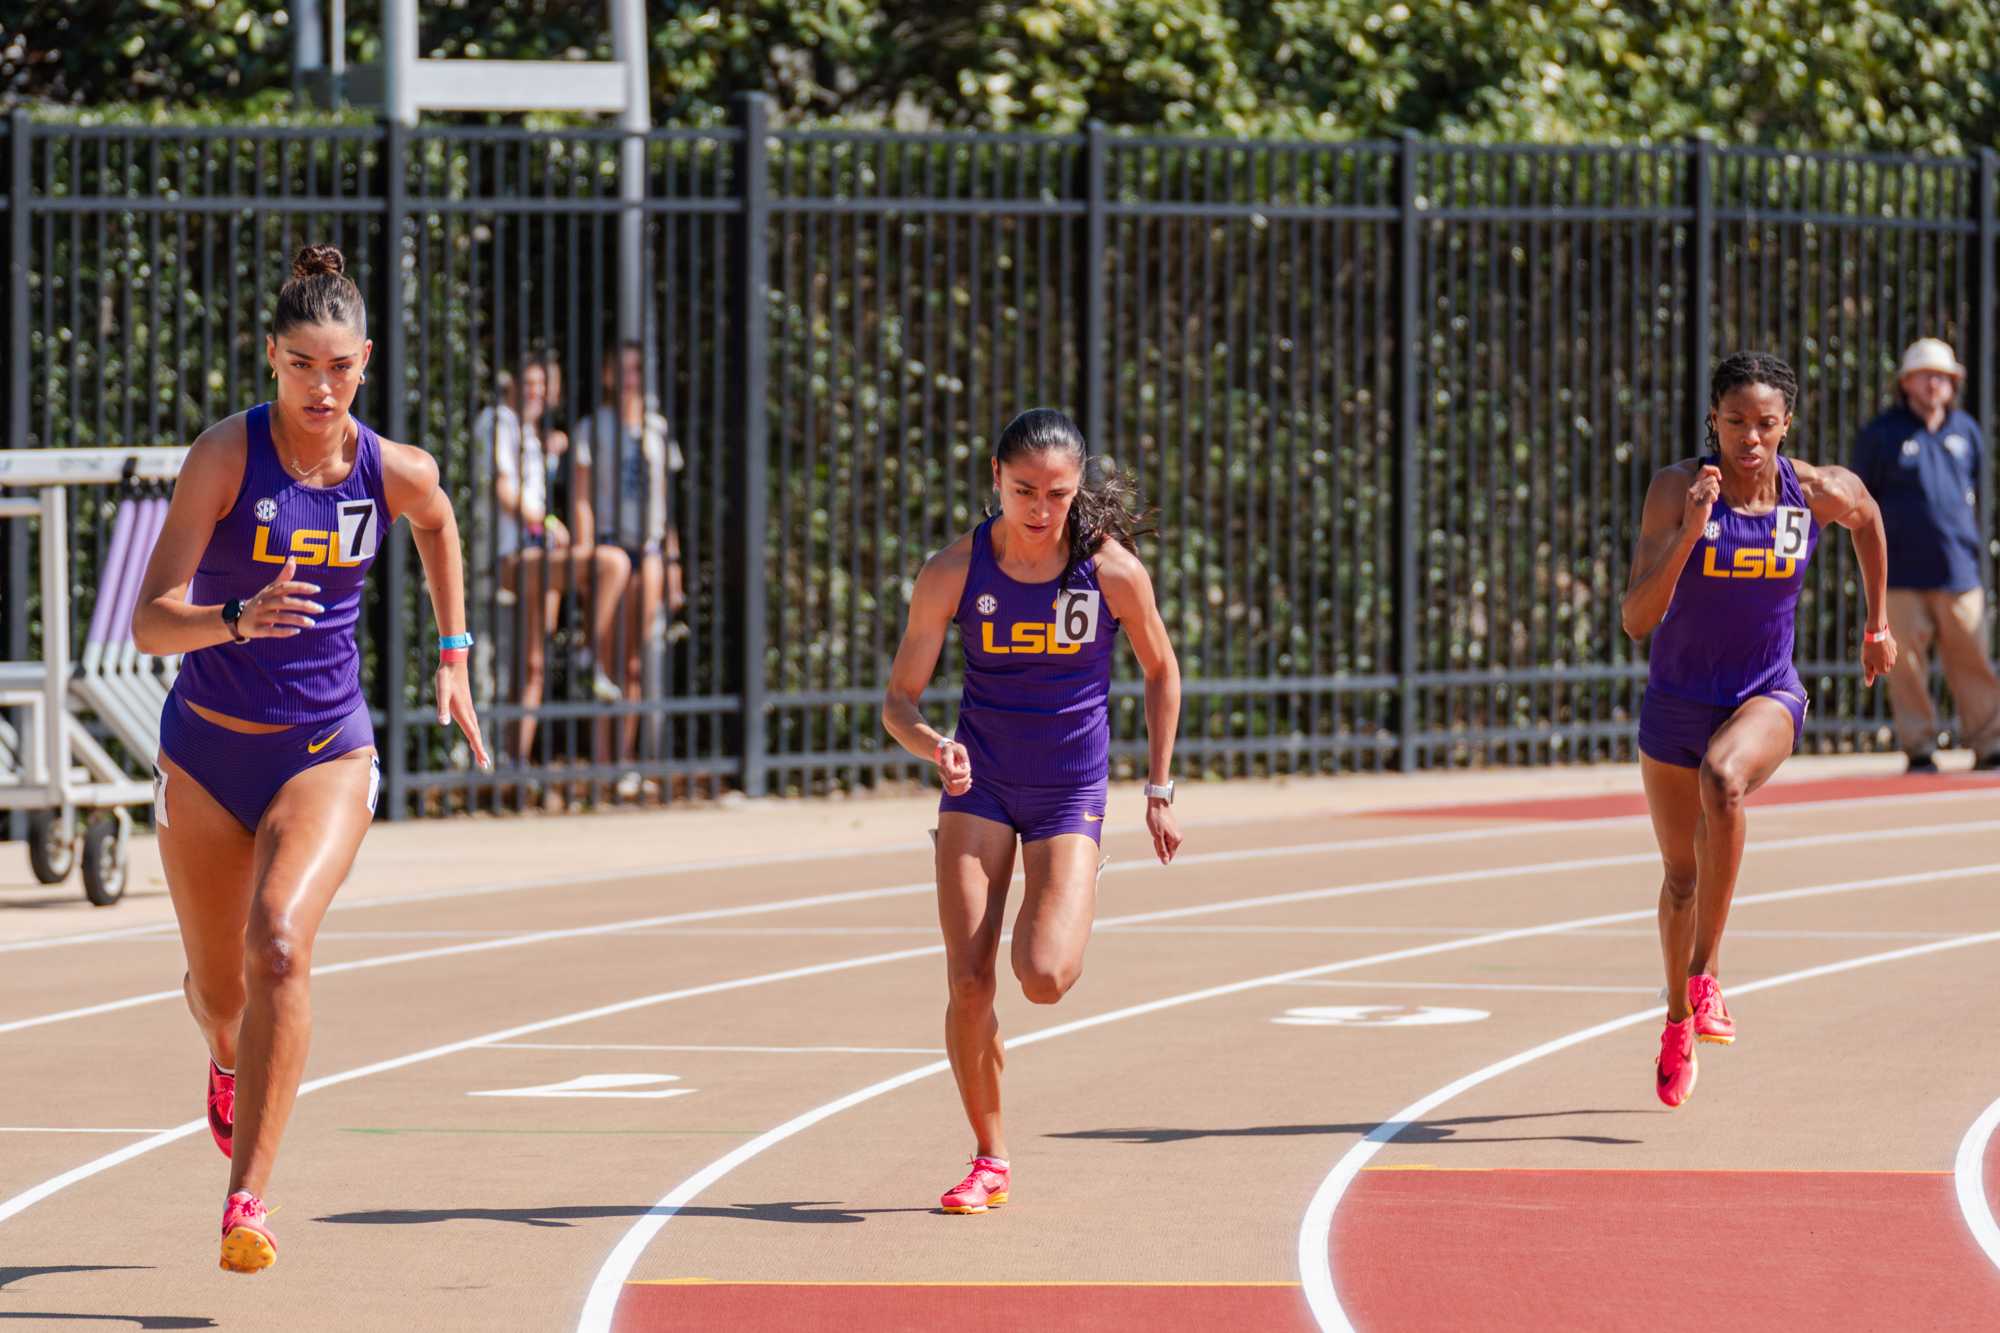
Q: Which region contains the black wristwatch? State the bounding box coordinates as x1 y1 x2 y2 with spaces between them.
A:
221 598 247 643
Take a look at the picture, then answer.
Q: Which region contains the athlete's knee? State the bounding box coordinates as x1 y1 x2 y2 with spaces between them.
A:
185 968 245 1023
947 964 997 1011
245 908 310 987
1697 755 1749 813
1660 862 1697 906
1016 958 1080 1005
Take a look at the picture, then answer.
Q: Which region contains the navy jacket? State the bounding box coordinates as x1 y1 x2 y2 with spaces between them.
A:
1851 404 1985 592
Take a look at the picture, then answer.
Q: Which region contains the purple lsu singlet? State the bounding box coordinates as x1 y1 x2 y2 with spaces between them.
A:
172 403 389 726
953 516 1121 786
1647 454 1821 707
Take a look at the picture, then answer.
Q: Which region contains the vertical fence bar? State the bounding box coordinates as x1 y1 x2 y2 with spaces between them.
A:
1974 149 1997 596
7 112 30 840
1393 131 1421 771
1687 139 1714 442
380 116 410 818
1079 120 1108 454
731 93 772 796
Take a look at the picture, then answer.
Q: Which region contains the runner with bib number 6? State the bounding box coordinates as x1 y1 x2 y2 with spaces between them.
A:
883 407 1183 1215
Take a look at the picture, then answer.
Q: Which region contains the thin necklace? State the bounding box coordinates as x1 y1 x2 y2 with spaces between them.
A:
273 411 349 484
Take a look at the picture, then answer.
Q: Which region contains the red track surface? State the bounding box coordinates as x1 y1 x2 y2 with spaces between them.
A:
613 1282 1313 1332
1334 1168 2000 1331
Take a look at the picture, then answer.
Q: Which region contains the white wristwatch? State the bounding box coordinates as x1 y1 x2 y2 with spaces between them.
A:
1143 781 1175 805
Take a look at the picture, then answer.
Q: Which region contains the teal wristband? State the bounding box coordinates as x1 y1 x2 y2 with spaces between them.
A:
438 632 474 651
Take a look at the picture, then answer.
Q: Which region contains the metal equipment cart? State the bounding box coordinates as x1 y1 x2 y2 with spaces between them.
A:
1 446 188 905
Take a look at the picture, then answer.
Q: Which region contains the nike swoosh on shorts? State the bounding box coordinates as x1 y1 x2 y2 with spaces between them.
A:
307 728 343 754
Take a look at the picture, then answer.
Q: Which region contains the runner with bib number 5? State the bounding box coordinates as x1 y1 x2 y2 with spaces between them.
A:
884 407 1183 1215
1621 352 1895 1109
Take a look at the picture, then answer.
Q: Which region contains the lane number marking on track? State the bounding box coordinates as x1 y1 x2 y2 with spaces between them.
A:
1272 1005 1490 1027
469 1074 697 1100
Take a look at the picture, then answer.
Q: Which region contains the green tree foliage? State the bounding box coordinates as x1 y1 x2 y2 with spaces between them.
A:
6 2 1997 150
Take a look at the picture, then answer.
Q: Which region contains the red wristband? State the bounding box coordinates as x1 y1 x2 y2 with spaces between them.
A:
440 646 470 665
1863 626 1891 644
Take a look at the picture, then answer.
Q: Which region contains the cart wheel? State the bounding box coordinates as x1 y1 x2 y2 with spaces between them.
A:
80 816 127 907
27 810 76 885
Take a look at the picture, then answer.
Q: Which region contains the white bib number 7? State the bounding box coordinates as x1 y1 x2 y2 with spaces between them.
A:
1052 589 1101 646
336 499 379 564
1772 505 1811 560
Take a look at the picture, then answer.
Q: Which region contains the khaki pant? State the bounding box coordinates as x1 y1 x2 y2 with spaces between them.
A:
1885 587 2000 758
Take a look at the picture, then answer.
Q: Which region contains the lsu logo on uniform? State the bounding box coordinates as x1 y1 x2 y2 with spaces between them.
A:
1701 548 1799 580
978 588 1100 656
252 499 380 567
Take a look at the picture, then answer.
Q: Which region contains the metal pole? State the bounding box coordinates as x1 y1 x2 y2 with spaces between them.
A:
7 111 29 837
38 485 68 811
1079 120 1108 451
382 0 417 125
1393 130 1421 773
329 0 347 109
1688 138 1714 447
292 0 325 101
731 93 771 797
381 116 410 817
611 0 650 347
1974 149 1997 595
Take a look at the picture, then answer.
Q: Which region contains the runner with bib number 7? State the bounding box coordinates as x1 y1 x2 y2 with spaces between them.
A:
883 407 1183 1215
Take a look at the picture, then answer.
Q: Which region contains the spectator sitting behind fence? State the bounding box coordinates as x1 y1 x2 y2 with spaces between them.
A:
573 340 686 784
475 356 630 764
1852 337 2000 773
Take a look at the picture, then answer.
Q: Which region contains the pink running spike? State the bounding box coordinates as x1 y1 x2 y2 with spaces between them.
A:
940 1156 1011 1214
219 1190 277 1274
206 1060 235 1159
1656 1016 1698 1109
1688 973 1736 1044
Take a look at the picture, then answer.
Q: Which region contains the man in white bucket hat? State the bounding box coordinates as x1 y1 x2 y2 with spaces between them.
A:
1851 337 2000 772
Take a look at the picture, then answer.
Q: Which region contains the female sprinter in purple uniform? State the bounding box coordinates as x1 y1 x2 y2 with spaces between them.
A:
885 408 1184 1214
134 244 489 1271
1622 352 1894 1108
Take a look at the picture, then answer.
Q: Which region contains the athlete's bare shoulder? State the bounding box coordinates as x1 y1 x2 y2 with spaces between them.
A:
909 531 974 616
178 412 252 520
376 435 440 490
1089 537 1149 589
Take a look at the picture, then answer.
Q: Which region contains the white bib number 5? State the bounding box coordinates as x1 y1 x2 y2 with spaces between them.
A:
1053 589 1101 647
1773 505 1811 560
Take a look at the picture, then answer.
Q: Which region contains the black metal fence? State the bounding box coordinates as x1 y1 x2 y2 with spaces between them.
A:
4 98 1995 817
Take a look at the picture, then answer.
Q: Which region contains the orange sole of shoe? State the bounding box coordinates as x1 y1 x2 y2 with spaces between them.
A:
1696 1032 1735 1045
940 1192 1007 1214
219 1226 277 1274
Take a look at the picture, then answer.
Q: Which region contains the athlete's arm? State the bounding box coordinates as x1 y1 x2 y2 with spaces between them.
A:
1797 459 1897 686
1619 461 1713 640
883 538 972 794
132 415 324 654
1098 542 1183 865
383 439 492 768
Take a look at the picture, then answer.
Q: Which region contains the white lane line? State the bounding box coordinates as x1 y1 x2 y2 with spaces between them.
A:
568 857 2000 1331
0 1127 171 1135
10 844 1992 1240
1297 929 2000 1331
1281 980 1658 995
8 814 1993 1041
481 1043 945 1055
4 781 1979 955
1953 1095 2000 1276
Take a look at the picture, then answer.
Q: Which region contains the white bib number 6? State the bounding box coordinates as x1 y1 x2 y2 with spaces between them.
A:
1053 589 1101 647
1773 505 1810 560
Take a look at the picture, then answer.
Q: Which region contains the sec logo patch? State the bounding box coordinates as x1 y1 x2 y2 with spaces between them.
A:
255 497 278 523
976 594 997 616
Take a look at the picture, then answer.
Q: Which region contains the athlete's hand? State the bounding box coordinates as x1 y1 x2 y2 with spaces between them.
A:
1862 627 1897 687
935 739 972 796
436 659 491 769
1683 464 1721 535
239 556 324 639
1146 797 1181 865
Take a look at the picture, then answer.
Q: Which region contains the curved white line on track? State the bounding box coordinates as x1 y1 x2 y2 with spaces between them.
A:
5 782 1984 957
1299 931 2000 1331
1953 1094 2000 1275
569 858 2000 1331
7 815 1992 1039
